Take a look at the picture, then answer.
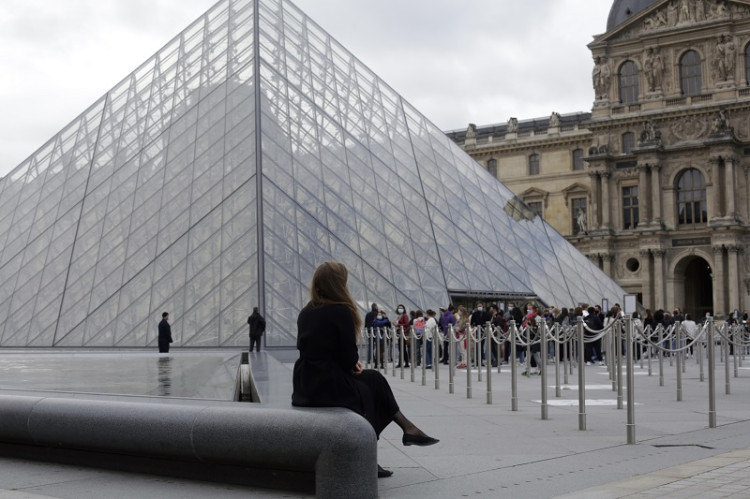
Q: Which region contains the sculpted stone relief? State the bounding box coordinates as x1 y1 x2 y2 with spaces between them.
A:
644 47 666 91
643 0 749 33
592 57 612 100
670 115 709 140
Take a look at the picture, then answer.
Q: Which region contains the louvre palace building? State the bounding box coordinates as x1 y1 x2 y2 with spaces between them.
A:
448 0 750 320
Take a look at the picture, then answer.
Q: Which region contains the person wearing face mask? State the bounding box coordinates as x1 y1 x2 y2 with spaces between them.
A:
395 305 410 368
373 310 391 368
470 302 493 367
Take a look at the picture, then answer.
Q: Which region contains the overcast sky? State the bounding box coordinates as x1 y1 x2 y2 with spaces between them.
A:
0 0 612 177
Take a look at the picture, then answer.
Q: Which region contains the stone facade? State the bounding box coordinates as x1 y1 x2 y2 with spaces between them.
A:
448 0 750 319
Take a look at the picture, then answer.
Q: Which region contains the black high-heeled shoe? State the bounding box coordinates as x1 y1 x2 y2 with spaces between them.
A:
378 464 393 478
402 433 439 446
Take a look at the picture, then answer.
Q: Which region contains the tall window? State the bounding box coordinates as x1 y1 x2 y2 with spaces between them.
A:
572 149 584 171
619 60 640 104
622 132 635 154
677 168 707 225
527 201 543 218
745 43 750 85
529 154 540 175
487 158 498 178
622 186 639 229
572 198 587 235
680 50 702 96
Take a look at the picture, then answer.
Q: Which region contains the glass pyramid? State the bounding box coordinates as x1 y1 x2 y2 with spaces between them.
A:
0 0 624 348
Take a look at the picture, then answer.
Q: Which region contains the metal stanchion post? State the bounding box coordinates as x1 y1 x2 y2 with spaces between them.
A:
658 326 664 387
555 324 561 398
511 321 518 411
699 328 704 382
734 326 739 378
399 327 405 380
467 326 472 399
410 327 416 383
647 327 653 377
708 318 716 428
577 320 586 431
617 320 623 410
449 325 455 394
563 335 569 386
434 330 440 390
541 319 548 420
676 321 682 401
486 323 492 404
477 325 483 383
421 330 426 387
390 328 396 377
626 315 636 444
724 329 731 395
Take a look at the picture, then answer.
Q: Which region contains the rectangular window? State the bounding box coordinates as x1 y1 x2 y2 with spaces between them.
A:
572 198 587 235
487 158 498 178
529 154 540 175
622 132 635 154
572 149 584 171
527 201 542 218
622 186 639 229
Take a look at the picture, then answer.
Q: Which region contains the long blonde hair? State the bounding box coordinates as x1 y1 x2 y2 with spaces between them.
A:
310 262 363 333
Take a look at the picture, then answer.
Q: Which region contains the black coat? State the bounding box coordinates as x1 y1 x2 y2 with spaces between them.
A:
292 303 363 413
158 319 172 343
247 312 266 336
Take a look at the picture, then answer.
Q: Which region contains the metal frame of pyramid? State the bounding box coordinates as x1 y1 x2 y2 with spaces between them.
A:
0 0 624 348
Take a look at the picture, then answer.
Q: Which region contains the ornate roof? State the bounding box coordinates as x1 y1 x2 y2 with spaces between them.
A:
607 0 660 31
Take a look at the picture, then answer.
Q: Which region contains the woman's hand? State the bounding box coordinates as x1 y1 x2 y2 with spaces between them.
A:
352 361 363 375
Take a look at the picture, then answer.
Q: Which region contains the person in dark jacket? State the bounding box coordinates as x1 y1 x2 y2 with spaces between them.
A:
158 312 173 353
292 262 438 478
247 307 266 352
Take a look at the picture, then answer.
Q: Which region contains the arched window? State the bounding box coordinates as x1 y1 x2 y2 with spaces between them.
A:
529 154 540 175
677 168 707 225
745 43 750 85
619 61 639 104
622 132 635 154
572 149 584 171
680 50 702 96
487 158 498 178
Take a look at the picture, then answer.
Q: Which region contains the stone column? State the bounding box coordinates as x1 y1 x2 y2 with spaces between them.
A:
709 157 722 219
726 157 737 219
589 171 601 230
602 253 614 277
651 164 663 227
653 249 666 309
639 164 651 225
727 245 742 312
601 172 612 230
640 250 653 310
712 245 726 316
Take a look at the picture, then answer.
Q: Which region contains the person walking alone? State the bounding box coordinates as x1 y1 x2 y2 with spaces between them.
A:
247 307 266 352
158 312 173 353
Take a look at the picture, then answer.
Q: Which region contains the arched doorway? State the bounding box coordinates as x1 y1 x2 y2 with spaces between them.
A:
674 256 713 319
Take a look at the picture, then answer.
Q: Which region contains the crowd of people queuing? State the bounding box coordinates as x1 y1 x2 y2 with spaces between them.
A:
362 301 744 374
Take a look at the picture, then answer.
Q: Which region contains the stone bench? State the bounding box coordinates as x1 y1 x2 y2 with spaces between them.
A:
0 394 377 498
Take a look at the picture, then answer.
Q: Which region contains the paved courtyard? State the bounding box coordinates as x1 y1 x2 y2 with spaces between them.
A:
1 348 750 497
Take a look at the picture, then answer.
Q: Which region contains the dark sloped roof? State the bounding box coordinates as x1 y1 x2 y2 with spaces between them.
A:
445 112 591 142
607 0 659 31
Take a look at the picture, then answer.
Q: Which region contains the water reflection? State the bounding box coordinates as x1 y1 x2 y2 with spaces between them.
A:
157 356 172 396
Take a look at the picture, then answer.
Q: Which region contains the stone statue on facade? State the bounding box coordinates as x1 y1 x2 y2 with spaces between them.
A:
506 117 518 133
710 108 733 136
640 119 662 145
576 208 588 235
714 35 736 81
644 48 665 91
592 57 611 100
466 123 477 139
549 112 561 128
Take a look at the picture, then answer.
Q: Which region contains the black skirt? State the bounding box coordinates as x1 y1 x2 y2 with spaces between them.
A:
353 369 400 437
